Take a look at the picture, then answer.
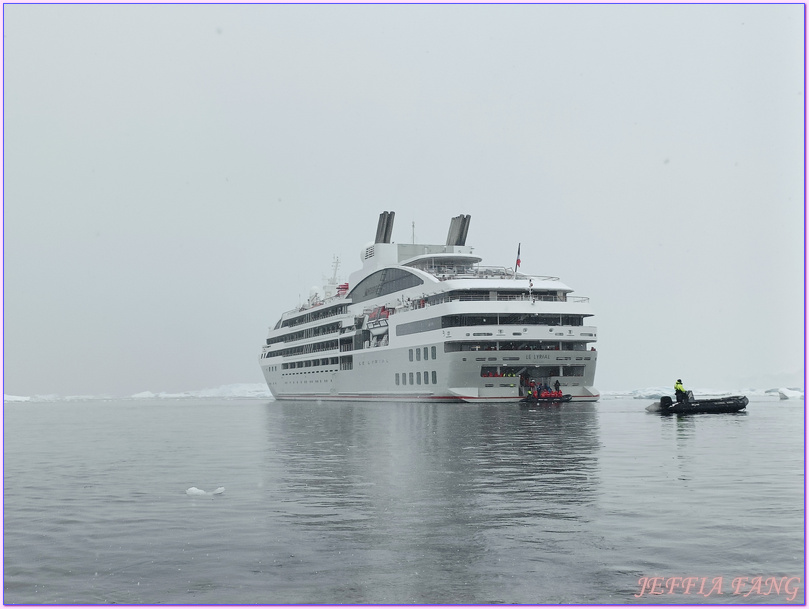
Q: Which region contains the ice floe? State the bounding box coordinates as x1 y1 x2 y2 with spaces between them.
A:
130 384 271 400
5 383 272 403
777 387 804 400
186 487 225 496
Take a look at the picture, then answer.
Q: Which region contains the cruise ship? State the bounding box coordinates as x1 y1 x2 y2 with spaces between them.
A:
259 212 599 402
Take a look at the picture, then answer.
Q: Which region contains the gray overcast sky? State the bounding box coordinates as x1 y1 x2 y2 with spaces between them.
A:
3 4 804 396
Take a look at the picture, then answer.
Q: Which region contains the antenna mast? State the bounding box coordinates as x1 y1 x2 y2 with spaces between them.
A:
329 255 341 284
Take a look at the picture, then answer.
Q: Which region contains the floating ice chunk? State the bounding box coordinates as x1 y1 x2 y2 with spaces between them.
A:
778 388 803 400
3 394 31 402
186 486 225 496
132 391 158 399
134 384 271 400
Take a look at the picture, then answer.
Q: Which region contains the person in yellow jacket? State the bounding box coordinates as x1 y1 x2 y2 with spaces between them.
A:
674 379 688 403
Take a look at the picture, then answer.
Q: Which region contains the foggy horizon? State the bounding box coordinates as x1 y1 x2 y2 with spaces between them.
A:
3 4 805 397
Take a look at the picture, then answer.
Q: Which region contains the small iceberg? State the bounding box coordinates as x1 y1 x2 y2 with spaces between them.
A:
186 486 225 496
131 391 158 399
777 388 804 400
3 394 31 402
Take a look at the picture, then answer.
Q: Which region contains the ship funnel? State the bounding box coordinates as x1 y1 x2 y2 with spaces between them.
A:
375 211 396 244
445 214 471 246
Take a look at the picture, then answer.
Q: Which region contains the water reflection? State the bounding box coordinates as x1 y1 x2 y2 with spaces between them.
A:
263 401 600 603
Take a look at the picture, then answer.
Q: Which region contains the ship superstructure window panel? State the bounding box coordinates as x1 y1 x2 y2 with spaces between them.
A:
266 339 340 359
349 268 424 304
442 340 589 353
397 314 590 336
426 289 584 305
441 314 587 328
280 304 349 329
267 322 342 347
396 317 442 336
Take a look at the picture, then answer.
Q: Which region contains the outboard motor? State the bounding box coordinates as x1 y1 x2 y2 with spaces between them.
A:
686 390 694 402
660 396 673 408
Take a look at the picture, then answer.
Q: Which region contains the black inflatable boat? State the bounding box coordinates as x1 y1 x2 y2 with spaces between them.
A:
520 394 573 404
647 394 749 415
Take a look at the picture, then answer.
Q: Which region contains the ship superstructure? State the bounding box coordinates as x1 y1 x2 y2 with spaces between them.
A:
259 212 598 402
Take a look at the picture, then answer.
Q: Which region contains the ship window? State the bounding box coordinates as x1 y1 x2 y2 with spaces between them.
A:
432 371 437 384
423 371 429 385
402 372 407 385
396 316 442 336
409 349 413 362
409 372 414 385
422 347 428 361
416 372 421 385
416 349 421 361
431 346 436 360
347 268 424 304
395 373 400 385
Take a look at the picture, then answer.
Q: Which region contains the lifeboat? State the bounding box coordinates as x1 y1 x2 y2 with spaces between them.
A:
366 306 390 336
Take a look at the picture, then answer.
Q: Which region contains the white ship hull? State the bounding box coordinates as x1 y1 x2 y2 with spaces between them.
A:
262 347 598 403
259 212 599 403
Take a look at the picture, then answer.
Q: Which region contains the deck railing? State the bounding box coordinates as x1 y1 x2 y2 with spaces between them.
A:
423 293 589 307
425 265 561 282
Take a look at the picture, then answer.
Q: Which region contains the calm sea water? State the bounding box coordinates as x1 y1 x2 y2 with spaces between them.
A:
3 397 805 605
